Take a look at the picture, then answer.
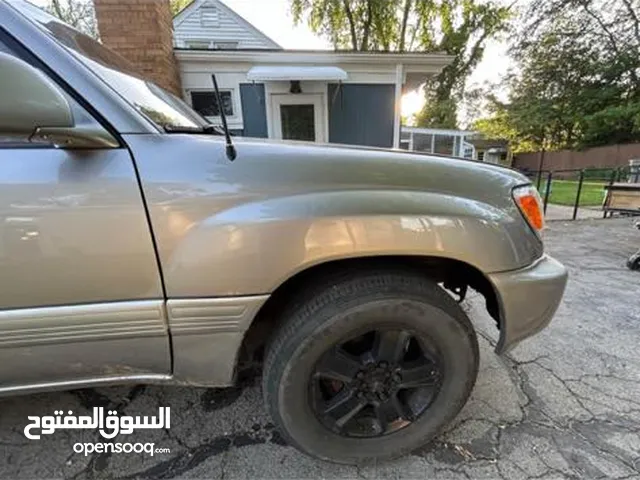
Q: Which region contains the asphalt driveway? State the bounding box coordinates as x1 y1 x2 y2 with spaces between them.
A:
1 218 639 479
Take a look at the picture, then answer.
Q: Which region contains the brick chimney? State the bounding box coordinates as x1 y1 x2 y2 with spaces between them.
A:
94 0 182 96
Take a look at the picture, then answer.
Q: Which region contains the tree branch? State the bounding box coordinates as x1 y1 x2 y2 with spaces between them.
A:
459 30 491 79
50 0 65 19
620 0 640 45
407 25 418 50
578 0 621 54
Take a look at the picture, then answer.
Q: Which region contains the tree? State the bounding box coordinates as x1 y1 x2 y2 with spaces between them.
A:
290 0 511 128
44 0 97 38
474 0 640 151
43 0 192 38
171 0 193 15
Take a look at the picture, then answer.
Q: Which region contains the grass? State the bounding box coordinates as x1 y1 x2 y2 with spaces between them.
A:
538 179 607 207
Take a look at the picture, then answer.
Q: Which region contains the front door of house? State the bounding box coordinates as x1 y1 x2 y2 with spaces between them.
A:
271 94 326 143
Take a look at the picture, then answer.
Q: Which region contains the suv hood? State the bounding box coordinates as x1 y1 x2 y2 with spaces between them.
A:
230 136 531 209
128 134 531 211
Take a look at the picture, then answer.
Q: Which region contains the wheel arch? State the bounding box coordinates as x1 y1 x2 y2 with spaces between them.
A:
239 254 501 366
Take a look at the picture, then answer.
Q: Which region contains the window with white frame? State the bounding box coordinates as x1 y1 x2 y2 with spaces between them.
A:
190 90 234 117
413 133 433 152
213 41 238 49
185 40 210 49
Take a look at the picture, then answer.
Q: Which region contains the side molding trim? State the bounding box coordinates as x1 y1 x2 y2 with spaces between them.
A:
0 374 172 397
0 300 171 390
167 295 269 386
0 300 167 348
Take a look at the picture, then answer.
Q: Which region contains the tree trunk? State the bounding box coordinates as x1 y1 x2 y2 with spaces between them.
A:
50 0 65 18
360 0 373 51
342 0 359 50
399 0 412 52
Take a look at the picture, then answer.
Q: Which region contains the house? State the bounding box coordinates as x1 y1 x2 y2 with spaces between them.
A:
401 126 512 164
465 135 511 165
93 0 452 149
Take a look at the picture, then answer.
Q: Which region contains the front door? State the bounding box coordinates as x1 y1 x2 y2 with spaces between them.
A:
271 94 326 143
0 37 170 391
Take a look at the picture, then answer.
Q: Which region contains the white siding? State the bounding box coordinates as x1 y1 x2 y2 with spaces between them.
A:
174 0 279 49
178 60 399 132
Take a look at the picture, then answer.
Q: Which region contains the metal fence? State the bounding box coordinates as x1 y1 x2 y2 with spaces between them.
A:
518 166 636 220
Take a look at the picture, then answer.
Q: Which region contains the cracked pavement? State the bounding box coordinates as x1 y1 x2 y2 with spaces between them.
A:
1 218 639 479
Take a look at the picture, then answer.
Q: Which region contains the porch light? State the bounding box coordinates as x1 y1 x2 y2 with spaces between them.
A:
289 80 302 94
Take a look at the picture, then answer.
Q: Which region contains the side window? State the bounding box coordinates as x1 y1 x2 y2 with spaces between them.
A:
0 34 102 147
190 90 235 118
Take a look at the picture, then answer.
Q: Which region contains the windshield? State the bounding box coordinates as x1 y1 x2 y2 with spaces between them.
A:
11 1 208 130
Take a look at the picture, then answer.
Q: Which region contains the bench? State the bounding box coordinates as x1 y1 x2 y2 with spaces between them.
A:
603 183 640 215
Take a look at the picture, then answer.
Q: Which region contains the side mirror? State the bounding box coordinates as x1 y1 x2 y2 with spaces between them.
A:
0 52 73 135
0 53 116 148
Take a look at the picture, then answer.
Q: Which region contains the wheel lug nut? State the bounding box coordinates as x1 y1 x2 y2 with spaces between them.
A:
356 372 364 379
393 374 402 383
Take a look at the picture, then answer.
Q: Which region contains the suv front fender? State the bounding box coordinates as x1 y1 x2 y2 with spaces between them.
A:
161 189 542 297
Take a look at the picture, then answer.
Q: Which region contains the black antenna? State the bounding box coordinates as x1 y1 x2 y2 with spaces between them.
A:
211 74 236 161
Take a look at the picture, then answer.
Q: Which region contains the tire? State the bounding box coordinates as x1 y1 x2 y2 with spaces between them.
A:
262 270 479 464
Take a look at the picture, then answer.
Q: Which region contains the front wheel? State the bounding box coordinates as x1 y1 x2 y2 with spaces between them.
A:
262 270 479 464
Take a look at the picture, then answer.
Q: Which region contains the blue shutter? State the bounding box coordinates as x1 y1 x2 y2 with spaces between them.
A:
328 84 395 148
239 83 268 138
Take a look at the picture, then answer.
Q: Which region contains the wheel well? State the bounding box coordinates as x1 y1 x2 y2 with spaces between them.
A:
238 256 501 365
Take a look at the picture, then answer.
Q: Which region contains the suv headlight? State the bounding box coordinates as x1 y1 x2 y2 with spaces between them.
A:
513 185 544 233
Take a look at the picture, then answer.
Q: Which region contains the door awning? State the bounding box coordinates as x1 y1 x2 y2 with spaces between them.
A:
246 65 348 81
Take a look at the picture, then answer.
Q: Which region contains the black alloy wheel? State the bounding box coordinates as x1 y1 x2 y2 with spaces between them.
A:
311 328 443 437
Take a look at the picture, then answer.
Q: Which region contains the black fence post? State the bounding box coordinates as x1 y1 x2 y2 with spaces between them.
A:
604 168 617 218
536 170 543 191
573 170 585 220
543 171 552 213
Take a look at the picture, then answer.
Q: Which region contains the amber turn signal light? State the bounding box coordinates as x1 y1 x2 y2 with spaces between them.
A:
513 185 544 232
